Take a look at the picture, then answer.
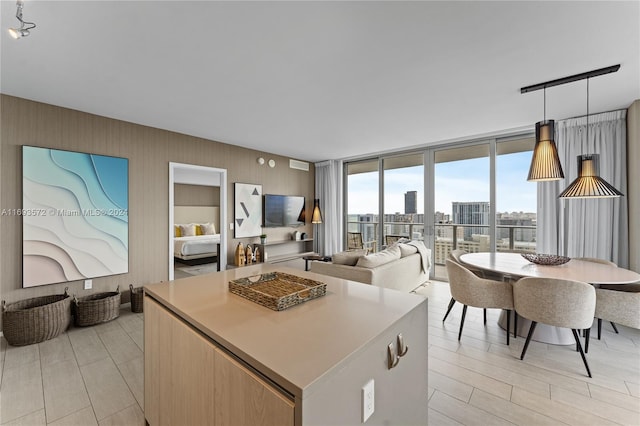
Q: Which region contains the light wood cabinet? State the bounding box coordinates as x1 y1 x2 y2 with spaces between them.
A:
144 297 294 426
144 264 428 425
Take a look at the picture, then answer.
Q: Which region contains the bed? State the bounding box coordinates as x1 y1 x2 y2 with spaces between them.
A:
174 234 221 259
173 206 221 263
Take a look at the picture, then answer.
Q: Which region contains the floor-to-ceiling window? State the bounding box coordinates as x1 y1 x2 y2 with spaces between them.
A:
346 160 379 252
433 143 491 279
383 153 425 245
343 134 536 280
496 137 537 254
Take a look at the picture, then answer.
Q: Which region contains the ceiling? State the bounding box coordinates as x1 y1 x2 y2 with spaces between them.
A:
2 1 638 163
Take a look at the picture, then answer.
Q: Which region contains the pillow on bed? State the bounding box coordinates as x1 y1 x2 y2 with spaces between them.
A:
175 225 182 237
195 224 203 236
200 222 216 235
179 224 197 237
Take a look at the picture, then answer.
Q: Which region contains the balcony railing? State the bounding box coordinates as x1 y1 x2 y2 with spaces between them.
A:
346 221 536 266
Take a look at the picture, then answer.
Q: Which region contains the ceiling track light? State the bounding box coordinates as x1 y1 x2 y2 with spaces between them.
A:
8 0 36 39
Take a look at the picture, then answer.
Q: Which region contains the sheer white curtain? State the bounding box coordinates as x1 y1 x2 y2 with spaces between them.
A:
537 110 628 267
314 160 343 256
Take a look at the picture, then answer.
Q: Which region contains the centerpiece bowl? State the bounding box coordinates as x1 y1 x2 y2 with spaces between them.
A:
521 253 571 266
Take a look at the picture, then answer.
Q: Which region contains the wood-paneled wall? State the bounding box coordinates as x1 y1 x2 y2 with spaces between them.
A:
0 95 314 323
174 184 220 207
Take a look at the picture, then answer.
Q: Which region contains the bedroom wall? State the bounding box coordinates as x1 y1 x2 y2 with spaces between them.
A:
0 95 315 326
174 184 220 206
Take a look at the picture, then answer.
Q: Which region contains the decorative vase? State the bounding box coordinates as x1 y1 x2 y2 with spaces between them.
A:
260 237 266 245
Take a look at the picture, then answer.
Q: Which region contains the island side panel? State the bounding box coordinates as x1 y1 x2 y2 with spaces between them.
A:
301 299 428 425
144 296 215 425
144 295 295 426
214 348 294 426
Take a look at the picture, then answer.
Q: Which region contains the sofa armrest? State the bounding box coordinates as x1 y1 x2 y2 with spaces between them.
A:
369 254 429 292
310 261 374 284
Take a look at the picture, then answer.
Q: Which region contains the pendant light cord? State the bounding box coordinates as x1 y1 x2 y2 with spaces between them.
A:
586 78 590 152
543 87 546 121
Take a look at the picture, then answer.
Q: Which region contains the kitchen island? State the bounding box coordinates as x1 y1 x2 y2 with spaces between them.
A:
144 263 428 425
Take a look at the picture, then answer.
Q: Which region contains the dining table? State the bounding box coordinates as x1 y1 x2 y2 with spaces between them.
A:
459 252 640 345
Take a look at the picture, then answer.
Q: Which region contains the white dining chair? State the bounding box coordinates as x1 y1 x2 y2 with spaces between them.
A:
445 259 514 345
574 257 640 344
443 250 504 323
513 277 596 378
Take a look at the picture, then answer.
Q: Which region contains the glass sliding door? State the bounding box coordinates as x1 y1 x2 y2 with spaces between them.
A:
345 160 379 252
383 153 425 246
496 137 537 253
342 133 537 282
433 143 491 280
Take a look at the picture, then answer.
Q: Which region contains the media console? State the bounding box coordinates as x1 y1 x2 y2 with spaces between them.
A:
257 238 315 264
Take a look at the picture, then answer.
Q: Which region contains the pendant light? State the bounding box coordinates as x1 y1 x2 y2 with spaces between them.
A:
311 199 323 224
527 87 564 181
521 65 620 184
559 78 623 199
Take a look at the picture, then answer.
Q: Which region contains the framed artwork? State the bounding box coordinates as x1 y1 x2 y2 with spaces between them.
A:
22 146 129 287
234 182 262 238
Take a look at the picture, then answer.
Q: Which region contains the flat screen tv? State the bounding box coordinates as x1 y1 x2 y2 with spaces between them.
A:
263 195 305 227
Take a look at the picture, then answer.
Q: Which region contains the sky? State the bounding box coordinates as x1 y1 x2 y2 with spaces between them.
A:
347 151 537 216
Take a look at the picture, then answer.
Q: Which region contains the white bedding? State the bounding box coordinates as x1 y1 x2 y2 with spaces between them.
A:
174 234 221 256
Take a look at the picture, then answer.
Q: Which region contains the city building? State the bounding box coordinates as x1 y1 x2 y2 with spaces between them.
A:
452 201 490 240
404 191 417 214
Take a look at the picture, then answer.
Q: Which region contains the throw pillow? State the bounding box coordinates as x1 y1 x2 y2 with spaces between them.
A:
180 224 196 237
175 225 182 237
398 243 418 257
332 249 367 266
201 222 216 235
356 245 401 268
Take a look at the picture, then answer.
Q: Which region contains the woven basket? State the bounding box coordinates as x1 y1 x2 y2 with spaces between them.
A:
129 284 144 313
2 288 72 346
74 286 121 326
229 272 327 311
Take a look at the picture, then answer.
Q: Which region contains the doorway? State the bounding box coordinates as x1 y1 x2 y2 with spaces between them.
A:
169 162 228 280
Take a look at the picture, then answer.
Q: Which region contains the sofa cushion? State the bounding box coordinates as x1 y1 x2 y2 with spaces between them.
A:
332 249 367 266
398 243 418 257
356 246 401 268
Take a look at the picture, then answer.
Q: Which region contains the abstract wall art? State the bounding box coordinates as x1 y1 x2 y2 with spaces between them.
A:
234 182 262 238
22 146 129 287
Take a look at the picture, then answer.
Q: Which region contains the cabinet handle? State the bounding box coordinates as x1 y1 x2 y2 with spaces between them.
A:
397 333 409 357
387 343 399 369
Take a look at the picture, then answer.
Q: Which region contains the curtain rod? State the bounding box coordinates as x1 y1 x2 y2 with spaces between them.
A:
558 107 626 122
520 65 620 94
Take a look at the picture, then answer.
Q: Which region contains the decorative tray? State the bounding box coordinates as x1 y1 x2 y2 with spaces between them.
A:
229 272 327 311
521 253 571 266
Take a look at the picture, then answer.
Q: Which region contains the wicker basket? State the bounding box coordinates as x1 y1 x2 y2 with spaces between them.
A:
74 286 121 326
129 284 144 313
229 272 327 311
2 288 72 346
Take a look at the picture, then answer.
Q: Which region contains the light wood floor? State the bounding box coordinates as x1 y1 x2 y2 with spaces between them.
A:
0 309 144 425
1 280 638 425
420 280 640 426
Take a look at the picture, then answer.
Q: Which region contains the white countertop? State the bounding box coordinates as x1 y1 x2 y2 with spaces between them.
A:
144 264 427 399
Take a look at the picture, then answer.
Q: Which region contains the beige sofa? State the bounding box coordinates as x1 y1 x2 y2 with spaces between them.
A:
310 242 431 292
